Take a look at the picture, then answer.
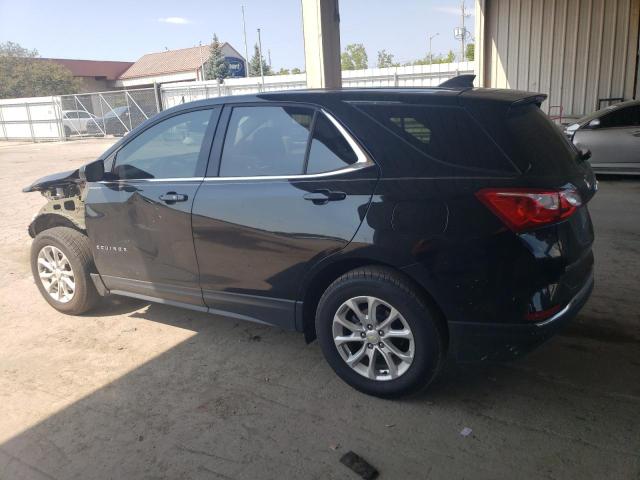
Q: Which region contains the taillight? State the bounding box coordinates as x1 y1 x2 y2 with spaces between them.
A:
476 187 582 232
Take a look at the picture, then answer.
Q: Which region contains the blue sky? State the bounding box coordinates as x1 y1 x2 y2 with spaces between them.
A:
0 0 474 69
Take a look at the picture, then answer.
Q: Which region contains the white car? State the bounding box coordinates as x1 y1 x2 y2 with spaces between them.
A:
62 110 97 137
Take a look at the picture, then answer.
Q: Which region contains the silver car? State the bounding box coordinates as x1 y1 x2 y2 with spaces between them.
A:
565 100 640 175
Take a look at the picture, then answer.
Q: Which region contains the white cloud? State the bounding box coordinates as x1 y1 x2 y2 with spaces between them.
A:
434 5 474 16
158 17 191 25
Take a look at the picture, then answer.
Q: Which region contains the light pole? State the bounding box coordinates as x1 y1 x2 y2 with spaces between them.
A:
257 28 265 87
241 5 249 77
428 33 439 64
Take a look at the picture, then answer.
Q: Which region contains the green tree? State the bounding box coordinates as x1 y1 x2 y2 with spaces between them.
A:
203 34 229 81
291 67 302 74
0 41 80 99
465 43 475 61
248 43 271 77
341 43 368 70
276 67 290 75
376 49 397 68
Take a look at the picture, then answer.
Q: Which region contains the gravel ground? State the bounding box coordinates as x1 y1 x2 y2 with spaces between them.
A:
0 139 638 479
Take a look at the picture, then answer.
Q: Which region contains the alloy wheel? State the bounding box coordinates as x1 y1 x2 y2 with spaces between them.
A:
332 296 415 381
37 245 75 303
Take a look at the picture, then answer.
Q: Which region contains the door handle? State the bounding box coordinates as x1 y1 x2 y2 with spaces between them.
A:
159 192 188 204
303 189 347 205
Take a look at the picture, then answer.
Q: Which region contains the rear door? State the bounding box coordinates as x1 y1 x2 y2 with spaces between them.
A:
192 103 378 329
86 106 220 307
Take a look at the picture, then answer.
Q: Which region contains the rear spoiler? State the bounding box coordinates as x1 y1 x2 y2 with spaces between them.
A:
439 74 476 88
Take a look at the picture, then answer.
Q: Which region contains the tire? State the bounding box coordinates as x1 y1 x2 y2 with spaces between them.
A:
316 266 445 398
30 227 100 315
64 126 71 138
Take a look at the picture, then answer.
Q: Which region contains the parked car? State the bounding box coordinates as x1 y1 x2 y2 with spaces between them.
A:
565 100 640 175
23 80 597 397
62 110 97 137
85 106 131 136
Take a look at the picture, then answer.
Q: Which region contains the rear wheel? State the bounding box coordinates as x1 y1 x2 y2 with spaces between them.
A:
30 227 100 315
316 266 445 398
64 126 71 138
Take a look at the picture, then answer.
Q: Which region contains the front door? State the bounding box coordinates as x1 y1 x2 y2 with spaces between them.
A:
85 107 220 307
192 104 378 328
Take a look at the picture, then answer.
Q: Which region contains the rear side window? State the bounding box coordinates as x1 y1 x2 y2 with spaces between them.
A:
306 114 358 174
355 103 514 173
220 106 313 176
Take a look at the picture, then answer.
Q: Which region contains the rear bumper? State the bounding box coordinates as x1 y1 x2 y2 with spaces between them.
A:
448 270 594 361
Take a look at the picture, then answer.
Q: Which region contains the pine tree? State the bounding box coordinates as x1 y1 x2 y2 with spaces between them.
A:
248 43 271 77
204 34 229 82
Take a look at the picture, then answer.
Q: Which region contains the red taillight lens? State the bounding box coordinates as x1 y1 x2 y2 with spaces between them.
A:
476 187 582 232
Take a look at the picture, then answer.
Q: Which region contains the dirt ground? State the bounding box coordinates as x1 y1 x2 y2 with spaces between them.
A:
0 139 639 480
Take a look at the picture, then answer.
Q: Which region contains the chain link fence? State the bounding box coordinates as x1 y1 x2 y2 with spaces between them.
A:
58 88 160 139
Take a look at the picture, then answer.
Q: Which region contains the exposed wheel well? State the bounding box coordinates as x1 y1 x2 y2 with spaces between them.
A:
301 259 449 348
29 214 85 238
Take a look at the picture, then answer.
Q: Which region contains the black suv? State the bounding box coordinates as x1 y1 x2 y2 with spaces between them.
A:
24 83 597 397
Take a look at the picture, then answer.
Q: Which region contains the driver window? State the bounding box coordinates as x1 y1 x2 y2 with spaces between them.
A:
219 106 314 177
114 109 215 179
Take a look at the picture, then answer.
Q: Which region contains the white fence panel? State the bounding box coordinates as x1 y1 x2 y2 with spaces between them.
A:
161 62 474 109
0 96 62 141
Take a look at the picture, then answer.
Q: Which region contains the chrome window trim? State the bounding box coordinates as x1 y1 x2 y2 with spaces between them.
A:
95 109 374 184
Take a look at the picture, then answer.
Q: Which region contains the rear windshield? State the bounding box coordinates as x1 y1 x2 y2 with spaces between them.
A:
354 103 517 175
505 104 579 175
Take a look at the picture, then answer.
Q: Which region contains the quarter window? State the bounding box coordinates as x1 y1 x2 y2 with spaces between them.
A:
219 106 314 177
114 109 215 179
306 114 358 174
355 103 514 172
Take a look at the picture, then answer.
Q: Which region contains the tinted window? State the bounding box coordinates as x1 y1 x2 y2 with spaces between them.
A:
220 106 313 177
114 109 214 179
356 104 513 172
306 114 358 174
599 105 640 128
506 104 578 175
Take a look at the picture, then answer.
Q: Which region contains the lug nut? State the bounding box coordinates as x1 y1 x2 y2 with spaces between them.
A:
360 332 366 338
367 324 373 330
367 343 373 349
378 342 384 348
378 330 384 336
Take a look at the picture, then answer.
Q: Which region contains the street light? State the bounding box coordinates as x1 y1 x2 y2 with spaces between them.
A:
428 33 439 64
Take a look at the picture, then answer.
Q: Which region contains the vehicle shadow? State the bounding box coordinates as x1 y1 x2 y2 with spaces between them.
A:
1 286 639 479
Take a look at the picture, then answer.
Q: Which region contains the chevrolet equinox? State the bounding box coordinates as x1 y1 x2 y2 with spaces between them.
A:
24 80 597 397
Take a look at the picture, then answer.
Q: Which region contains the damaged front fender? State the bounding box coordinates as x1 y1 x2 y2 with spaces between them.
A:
26 174 86 238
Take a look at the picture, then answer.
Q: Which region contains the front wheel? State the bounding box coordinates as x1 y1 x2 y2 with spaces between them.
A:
30 227 100 315
316 266 445 398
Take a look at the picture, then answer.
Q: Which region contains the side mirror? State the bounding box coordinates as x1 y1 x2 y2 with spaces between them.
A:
588 118 601 128
79 159 104 182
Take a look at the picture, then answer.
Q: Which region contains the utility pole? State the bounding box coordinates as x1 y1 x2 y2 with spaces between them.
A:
268 49 272 68
461 0 466 62
428 33 439 63
257 28 265 87
454 0 470 62
241 5 249 77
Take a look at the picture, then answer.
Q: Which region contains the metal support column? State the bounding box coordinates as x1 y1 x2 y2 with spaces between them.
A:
301 0 342 89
